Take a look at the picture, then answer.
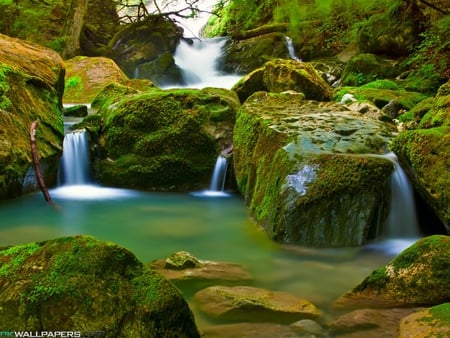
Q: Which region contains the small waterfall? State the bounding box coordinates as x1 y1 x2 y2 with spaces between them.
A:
170 38 241 89
285 36 301 62
209 155 228 191
383 152 420 239
58 130 90 186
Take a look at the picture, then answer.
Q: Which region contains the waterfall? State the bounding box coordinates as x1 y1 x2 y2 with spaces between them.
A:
191 154 230 198
58 129 90 186
209 155 228 191
383 152 420 239
170 38 242 89
285 36 301 62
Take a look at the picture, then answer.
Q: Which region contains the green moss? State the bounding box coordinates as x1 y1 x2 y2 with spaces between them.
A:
427 303 450 324
353 266 389 292
0 64 12 110
0 242 41 276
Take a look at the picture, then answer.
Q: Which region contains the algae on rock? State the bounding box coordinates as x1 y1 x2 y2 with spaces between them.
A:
233 91 395 247
0 235 200 337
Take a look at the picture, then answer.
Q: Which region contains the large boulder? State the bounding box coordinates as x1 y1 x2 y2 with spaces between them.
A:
335 235 450 309
0 34 64 198
109 16 183 80
86 87 240 191
233 91 395 247
391 80 450 231
0 235 200 336
63 56 132 103
233 59 333 103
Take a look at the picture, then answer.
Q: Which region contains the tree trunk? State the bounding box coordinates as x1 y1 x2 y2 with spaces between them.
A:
30 120 54 205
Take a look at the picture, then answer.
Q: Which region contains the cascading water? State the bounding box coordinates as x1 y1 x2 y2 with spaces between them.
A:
53 126 135 200
209 155 228 191
191 154 230 198
383 152 420 239
169 38 242 89
58 129 90 186
285 36 301 62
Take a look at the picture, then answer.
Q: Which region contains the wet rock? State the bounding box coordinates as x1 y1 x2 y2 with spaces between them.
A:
233 91 395 246
150 252 252 284
63 104 88 117
193 285 320 323
335 235 450 309
0 235 200 337
330 308 420 338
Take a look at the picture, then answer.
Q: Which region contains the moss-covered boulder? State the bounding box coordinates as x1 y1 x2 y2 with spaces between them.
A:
0 235 200 336
233 91 395 247
0 34 64 199
334 80 429 116
391 81 450 230
340 53 404 86
335 235 450 309
89 87 240 190
109 16 183 79
63 56 131 104
398 303 450 338
233 59 332 103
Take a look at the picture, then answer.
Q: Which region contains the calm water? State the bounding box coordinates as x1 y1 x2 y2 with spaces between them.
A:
0 185 415 322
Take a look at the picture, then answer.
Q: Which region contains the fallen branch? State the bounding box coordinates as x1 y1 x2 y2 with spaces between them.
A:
30 120 54 205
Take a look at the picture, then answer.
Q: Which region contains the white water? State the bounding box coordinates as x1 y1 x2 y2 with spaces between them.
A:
191 155 230 198
169 38 242 89
383 152 420 239
285 36 301 62
58 130 90 186
54 128 137 200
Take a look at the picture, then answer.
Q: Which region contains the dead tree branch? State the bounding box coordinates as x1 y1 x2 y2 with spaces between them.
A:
30 120 54 205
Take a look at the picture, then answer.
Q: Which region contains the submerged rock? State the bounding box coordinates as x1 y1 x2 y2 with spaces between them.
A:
193 285 320 323
0 235 200 337
335 235 450 309
0 34 64 199
150 251 252 285
233 91 394 246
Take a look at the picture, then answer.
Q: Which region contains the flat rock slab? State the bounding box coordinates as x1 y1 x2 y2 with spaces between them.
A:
193 285 320 324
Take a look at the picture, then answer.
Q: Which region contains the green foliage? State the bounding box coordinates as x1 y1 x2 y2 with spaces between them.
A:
402 15 450 95
361 80 400 90
65 75 82 90
0 64 12 110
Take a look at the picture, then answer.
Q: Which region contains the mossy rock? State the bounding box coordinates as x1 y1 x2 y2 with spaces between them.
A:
63 56 130 104
109 16 183 78
0 235 200 336
93 87 240 190
418 80 450 128
340 53 403 87
391 126 450 230
233 91 395 246
398 303 450 338
336 235 450 308
233 59 332 103
0 34 64 199
334 82 429 114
